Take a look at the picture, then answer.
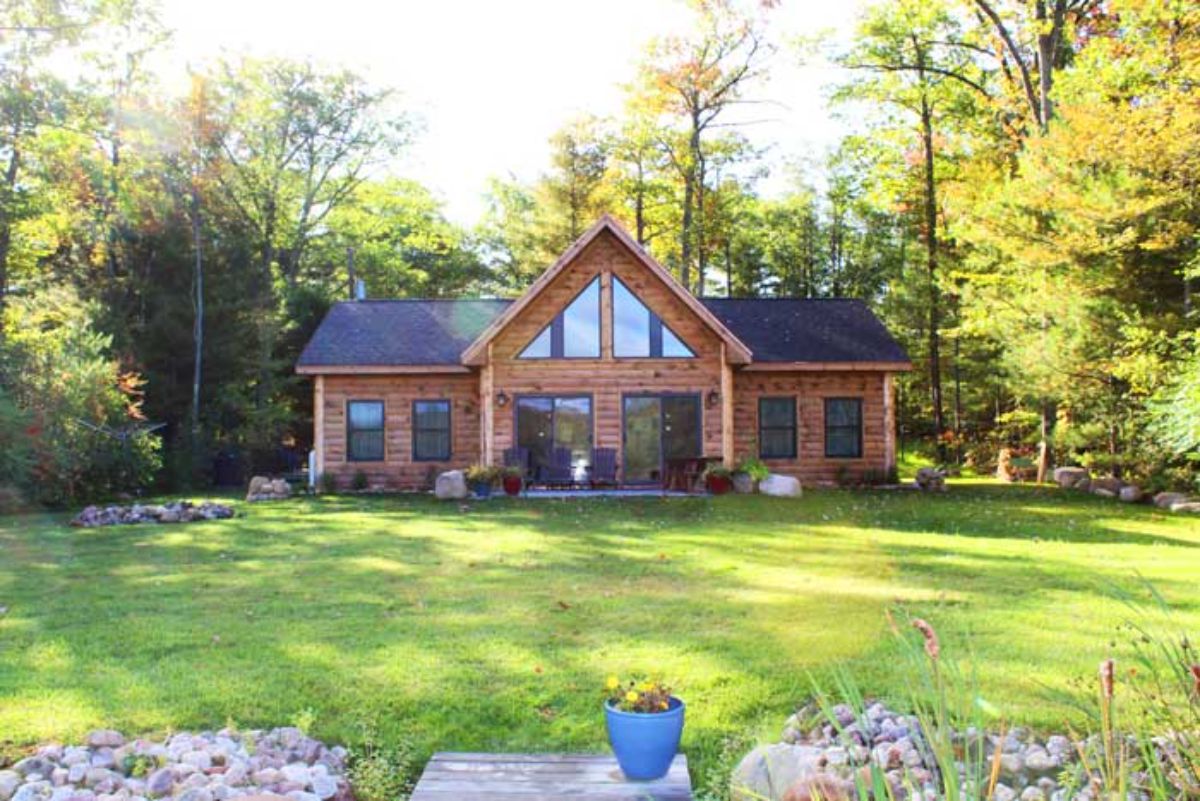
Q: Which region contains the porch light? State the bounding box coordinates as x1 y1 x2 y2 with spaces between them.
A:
706 389 720 408
496 391 510 407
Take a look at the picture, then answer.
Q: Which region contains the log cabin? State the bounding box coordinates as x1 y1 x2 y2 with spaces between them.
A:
296 215 911 490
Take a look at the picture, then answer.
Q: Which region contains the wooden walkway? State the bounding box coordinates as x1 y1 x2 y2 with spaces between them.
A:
410 752 692 801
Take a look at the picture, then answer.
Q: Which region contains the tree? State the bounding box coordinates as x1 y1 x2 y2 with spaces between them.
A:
835 0 990 459
632 0 773 292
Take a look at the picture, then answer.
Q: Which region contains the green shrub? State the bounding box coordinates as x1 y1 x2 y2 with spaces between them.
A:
734 455 769 482
351 470 369 491
319 472 339 494
465 464 500 485
348 723 417 801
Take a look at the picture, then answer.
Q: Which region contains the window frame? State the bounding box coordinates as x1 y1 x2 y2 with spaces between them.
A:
611 275 695 359
758 396 798 460
518 277 601 360
824 397 864 459
346 400 386 463
411 399 452 462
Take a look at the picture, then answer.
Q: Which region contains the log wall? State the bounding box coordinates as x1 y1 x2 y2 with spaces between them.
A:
318 373 480 490
733 370 894 484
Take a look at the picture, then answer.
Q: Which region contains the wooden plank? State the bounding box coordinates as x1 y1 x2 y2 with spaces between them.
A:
314 375 325 479
411 753 691 801
482 343 494 465
720 344 734 467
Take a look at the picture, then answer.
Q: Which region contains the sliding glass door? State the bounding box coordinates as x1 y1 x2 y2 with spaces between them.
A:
515 396 593 479
622 394 701 484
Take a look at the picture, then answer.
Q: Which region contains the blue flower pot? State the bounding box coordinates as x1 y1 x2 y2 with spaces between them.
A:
604 697 685 780
470 482 492 499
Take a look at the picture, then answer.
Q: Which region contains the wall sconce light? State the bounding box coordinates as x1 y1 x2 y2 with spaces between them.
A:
496 391 510 407
706 389 720 408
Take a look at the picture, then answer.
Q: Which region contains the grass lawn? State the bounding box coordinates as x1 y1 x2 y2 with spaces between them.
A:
1 484 1197 781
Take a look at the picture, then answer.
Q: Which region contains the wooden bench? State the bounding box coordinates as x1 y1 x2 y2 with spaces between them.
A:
411 752 692 801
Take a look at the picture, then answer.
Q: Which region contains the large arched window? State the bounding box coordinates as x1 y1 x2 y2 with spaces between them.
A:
612 276 694 358
518 278 601 359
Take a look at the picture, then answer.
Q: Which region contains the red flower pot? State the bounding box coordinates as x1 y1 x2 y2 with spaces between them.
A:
502 475 523 496
706 474 732 495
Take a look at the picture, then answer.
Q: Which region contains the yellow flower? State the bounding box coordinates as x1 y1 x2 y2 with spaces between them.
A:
625 691 639 704
641 681 653 692
606 676 620 690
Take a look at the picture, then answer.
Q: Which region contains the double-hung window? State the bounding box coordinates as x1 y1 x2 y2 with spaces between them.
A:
824 398 863 458
758 397 797 459
347 401 385 461
413 400 452 461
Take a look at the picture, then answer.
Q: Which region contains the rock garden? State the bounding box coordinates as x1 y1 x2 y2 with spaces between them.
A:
1051 466 1200 513
70 502 234 527
0 728 350 801
733 699 1185 801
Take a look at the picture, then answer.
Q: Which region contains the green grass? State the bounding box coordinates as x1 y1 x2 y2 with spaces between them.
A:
1 485 1197 780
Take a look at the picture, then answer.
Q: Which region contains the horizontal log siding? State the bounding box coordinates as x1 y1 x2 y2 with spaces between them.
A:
489 231 726 478
733 370 893 485
320 373 480 489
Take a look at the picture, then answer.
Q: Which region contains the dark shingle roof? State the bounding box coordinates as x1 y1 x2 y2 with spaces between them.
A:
297 299 513 367
701 298 910 363
297 297 908 367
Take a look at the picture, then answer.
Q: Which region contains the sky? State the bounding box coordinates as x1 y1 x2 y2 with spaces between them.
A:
150 0 869 226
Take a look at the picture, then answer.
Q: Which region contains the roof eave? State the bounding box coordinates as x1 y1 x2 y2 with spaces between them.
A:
742 360 913 372
295 364 474 375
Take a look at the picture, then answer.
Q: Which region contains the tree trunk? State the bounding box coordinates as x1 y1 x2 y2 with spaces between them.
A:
695 147 707 296
190 183 204 433
1035 0 1055 127
724 238 733 297
918 77 946 460
634 161 646 245
0 132 21 331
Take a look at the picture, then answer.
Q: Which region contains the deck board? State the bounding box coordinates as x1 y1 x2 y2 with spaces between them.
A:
411 753 692 801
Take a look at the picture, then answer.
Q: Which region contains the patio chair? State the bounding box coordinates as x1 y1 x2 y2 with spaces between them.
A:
590 447 617 489
541 446 574 488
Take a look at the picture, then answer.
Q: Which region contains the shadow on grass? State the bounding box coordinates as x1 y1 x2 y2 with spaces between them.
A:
0 485 1196 776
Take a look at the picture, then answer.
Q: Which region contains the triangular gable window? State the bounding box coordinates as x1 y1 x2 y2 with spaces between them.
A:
612 276 695 358
518 277 600 359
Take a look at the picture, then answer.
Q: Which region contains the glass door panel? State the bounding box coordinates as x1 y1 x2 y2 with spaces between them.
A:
622 394 701 484
623 397 662 483
662 396 701 461
516 398 553 475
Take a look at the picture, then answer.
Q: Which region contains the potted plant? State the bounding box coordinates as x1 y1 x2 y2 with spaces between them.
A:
733 456 770 494
703 465 733 495
501 466 524 497
603 676 684 780
465 465 498 499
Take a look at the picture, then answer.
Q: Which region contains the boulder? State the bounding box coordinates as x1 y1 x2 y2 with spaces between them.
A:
914 467 947 492
1089 476 1124 496
0 772 21 801
732 472 756 494
1118 485 1144 503
1170 501 1200 514
732 744 825 801
759 473 802 498
434 470 469 500
1052 466 1089 489
246 476 270 497
269 479 291 497
1154 491 1190 509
